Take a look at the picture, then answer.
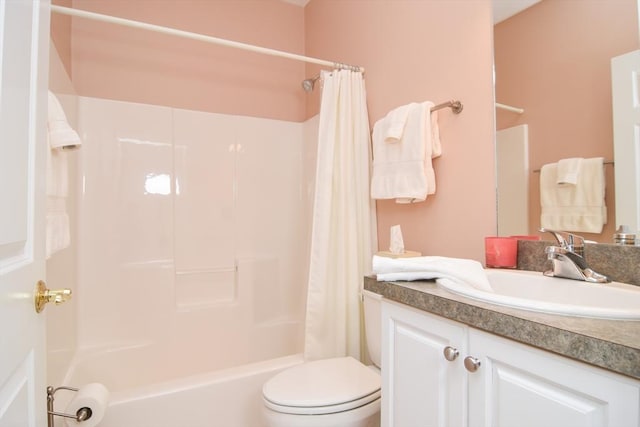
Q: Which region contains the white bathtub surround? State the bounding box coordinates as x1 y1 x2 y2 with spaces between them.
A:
304 70 378 361
72 96 310 388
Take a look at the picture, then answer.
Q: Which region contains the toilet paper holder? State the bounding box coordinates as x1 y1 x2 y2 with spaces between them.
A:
46 386 93 427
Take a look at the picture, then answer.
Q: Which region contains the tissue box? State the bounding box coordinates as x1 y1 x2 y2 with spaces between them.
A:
376 250 422 259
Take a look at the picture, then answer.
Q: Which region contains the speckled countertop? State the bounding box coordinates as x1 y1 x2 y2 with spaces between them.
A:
364 275 640 380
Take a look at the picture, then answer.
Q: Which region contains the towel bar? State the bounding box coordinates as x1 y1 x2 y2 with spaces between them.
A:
533 161 614 173
431 100 463 114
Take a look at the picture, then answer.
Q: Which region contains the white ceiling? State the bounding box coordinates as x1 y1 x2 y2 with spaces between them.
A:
493 0 541 23
279 0 310 7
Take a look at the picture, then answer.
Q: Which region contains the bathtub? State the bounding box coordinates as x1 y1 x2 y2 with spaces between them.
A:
58 353 304 427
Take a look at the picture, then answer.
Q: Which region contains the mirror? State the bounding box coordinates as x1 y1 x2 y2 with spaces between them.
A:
493 0 639 242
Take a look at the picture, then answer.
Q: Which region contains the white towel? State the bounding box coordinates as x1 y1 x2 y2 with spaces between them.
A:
372 255 493 292
48 91 82 150
380 103 414 142
370 101 441 203
46 91 82 258
540 157 606 233
556 157 582 185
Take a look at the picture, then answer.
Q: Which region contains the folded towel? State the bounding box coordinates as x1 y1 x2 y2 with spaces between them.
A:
48 91 82 150
372 255 493 292
46 91 81 258
371 101 440 203
556 157 582 185
540 157 606 233
380 103 414 142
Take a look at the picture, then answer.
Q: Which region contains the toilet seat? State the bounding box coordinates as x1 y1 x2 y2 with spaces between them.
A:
263 356 381 416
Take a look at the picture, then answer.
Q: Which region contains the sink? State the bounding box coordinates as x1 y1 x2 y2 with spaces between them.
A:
436 269 640 320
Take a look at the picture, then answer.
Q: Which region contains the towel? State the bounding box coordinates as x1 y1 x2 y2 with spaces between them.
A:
46 91 81 258
556 157 582 185
370 101 441 203
372 255 493 292
379 103 414 142
540 157 606 233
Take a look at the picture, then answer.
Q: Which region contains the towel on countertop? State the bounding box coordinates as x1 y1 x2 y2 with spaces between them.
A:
372 255 493 292
540 157 606 234
556 157 582 185
370 101 441 203
46 91 82 259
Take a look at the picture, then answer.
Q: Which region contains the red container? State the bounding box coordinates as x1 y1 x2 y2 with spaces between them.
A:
484 237 518 268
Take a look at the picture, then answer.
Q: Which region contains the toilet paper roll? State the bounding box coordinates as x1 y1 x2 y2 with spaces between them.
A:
64 383 110 427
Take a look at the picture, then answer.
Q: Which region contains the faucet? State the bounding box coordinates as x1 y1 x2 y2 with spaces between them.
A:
539 228 610 283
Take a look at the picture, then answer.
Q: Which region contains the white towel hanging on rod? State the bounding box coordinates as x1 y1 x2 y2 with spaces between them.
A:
496 102 524 114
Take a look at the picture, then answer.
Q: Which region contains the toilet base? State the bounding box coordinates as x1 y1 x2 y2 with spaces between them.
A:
263 398 380 427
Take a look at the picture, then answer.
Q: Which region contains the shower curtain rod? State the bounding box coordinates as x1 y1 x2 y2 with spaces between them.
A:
49 5 364 73
495 102 524 114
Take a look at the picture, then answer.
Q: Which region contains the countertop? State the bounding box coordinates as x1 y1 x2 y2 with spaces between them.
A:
364 275 640 380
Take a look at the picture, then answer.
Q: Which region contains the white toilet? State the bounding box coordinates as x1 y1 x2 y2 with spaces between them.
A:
262 290 382 427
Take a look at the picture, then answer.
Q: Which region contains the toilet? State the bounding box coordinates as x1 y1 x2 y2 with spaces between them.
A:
262 290 382 427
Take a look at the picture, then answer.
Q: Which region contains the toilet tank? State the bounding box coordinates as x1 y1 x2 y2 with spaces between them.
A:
362 290 382 368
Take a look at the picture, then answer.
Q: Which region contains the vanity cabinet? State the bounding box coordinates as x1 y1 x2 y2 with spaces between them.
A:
381 300 467 427
381 300 640 427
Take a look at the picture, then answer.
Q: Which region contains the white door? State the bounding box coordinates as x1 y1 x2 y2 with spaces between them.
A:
0 1 50 426
468 329 640 427
496 124 529 236
612 50 640 233
382 301 467 427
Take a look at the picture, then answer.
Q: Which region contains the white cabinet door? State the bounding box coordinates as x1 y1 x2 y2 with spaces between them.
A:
0 0 50 426
468 329 640 427
382 301 467 427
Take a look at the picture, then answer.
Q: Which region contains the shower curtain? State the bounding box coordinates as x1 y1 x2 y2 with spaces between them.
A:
304 69 377 361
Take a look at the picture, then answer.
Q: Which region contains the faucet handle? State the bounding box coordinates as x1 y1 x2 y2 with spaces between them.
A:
539 228 585 256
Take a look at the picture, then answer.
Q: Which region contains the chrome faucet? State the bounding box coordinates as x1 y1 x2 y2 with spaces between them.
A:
540 228 610 283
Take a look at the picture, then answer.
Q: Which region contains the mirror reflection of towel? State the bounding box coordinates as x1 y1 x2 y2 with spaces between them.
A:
556 157 582 185
540 157 606 233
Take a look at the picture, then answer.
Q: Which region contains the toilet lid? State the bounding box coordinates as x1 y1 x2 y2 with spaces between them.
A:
263 356 381 415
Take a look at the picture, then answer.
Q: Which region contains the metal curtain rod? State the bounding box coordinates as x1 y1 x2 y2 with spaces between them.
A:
431 100 463 114
496 102 524 114
49 5 364 73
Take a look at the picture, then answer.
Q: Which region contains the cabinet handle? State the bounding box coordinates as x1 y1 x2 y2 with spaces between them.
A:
443 346 459 361
463 356 481 372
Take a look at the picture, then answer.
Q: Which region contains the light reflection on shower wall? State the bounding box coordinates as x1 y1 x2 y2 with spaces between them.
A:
75 96 310 384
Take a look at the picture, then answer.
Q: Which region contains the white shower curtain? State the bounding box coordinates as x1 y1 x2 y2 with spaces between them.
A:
304 69 377 361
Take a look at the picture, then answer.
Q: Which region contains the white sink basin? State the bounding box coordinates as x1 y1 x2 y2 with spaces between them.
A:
436 269 640 320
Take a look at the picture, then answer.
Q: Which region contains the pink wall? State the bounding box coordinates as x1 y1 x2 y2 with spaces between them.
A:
495 0 639 242
306 0 496 261
64 0 307 122
52 0 497 262
51 0 72 79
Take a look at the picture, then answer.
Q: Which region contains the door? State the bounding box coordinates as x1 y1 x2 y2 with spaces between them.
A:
496 124 529 236
0 0 50 426
612 50 640 233
381 301 467 427
468 329 640 427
